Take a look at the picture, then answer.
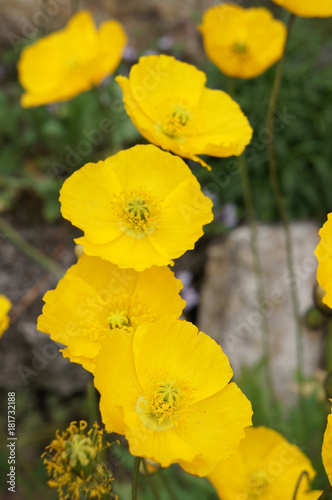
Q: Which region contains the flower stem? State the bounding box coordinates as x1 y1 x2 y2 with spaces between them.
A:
142 460 161 500
317 486 332 500
132 457 141 500
0 215 64 279
156 468 178 500
238 154 276 410
227 77 276 414
292 471 310 500
266 14 304 384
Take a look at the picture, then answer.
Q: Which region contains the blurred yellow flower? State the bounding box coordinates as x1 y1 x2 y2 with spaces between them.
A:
37 254 185 372
116 55 252 169
18 10 127 107
0 295 12 337
199 4 287 79
208 426 320 500
315 213 332 308
60 144 213 270
42 421 114 500
271 0 332 17
94 319 252 476
322 402 332 485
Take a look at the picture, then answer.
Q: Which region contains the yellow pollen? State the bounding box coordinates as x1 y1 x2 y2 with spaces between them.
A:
107 310 130 329
136 379 192 432
114 190 159 239
246 470 269 499
233 40 247 55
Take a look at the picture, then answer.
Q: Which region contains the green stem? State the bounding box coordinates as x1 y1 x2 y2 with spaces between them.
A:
157 468 178 500
0 215 64 279
292 471 309 500
142 460 161 500
238 154 276 409
266 14 304 386
317 486 332 500
227 76 276 413
132 457 141 500
86 380 99 425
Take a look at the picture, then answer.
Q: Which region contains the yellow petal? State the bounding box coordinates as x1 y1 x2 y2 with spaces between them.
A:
60 160 122 244
315 213 332 308
0 295 11 337
150 179 213 259
208 426 316 499
76 233 171 271
92 19 127 85
124 411 198 467
271 0 332 17
18 10 126 107
182 88 253 157
175 383 253 476
61 144 212 270
94 331 141 435
323 405 332 484
124 55 206 121
133 320 234 403
38 254 185 370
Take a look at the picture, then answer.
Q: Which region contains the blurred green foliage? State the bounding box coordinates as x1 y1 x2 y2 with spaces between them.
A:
197 14 332 224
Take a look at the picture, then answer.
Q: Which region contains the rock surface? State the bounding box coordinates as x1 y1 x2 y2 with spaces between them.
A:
0 220 91 395
198 222 323 401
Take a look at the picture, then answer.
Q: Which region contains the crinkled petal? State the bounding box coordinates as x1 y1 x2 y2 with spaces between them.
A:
133 320 234 403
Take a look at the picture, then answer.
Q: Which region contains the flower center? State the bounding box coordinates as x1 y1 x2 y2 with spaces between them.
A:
115 191 159 239
62 434 96 470
246 470 269 499
136 380 191 432
161 104 191 139
233 40 247 55
107 310 130 329
126 198 150 221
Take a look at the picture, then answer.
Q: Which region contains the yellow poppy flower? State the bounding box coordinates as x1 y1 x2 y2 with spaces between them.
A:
93 319 253 476
315 213 332 308
0 295 12 337
271 0 332 18
116 55 253 169
199 4 287 80
208 426 319 500
18 10 127 107
59 144 214 270
37 254 185 372
322 402 332 485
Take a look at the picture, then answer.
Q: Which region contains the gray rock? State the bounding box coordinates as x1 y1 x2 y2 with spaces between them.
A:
198 222 323 401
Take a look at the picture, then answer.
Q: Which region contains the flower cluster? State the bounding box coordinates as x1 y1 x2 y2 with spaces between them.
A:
22 3 332 498
39 138 252 475
36 8 255 482
42 421 115 500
